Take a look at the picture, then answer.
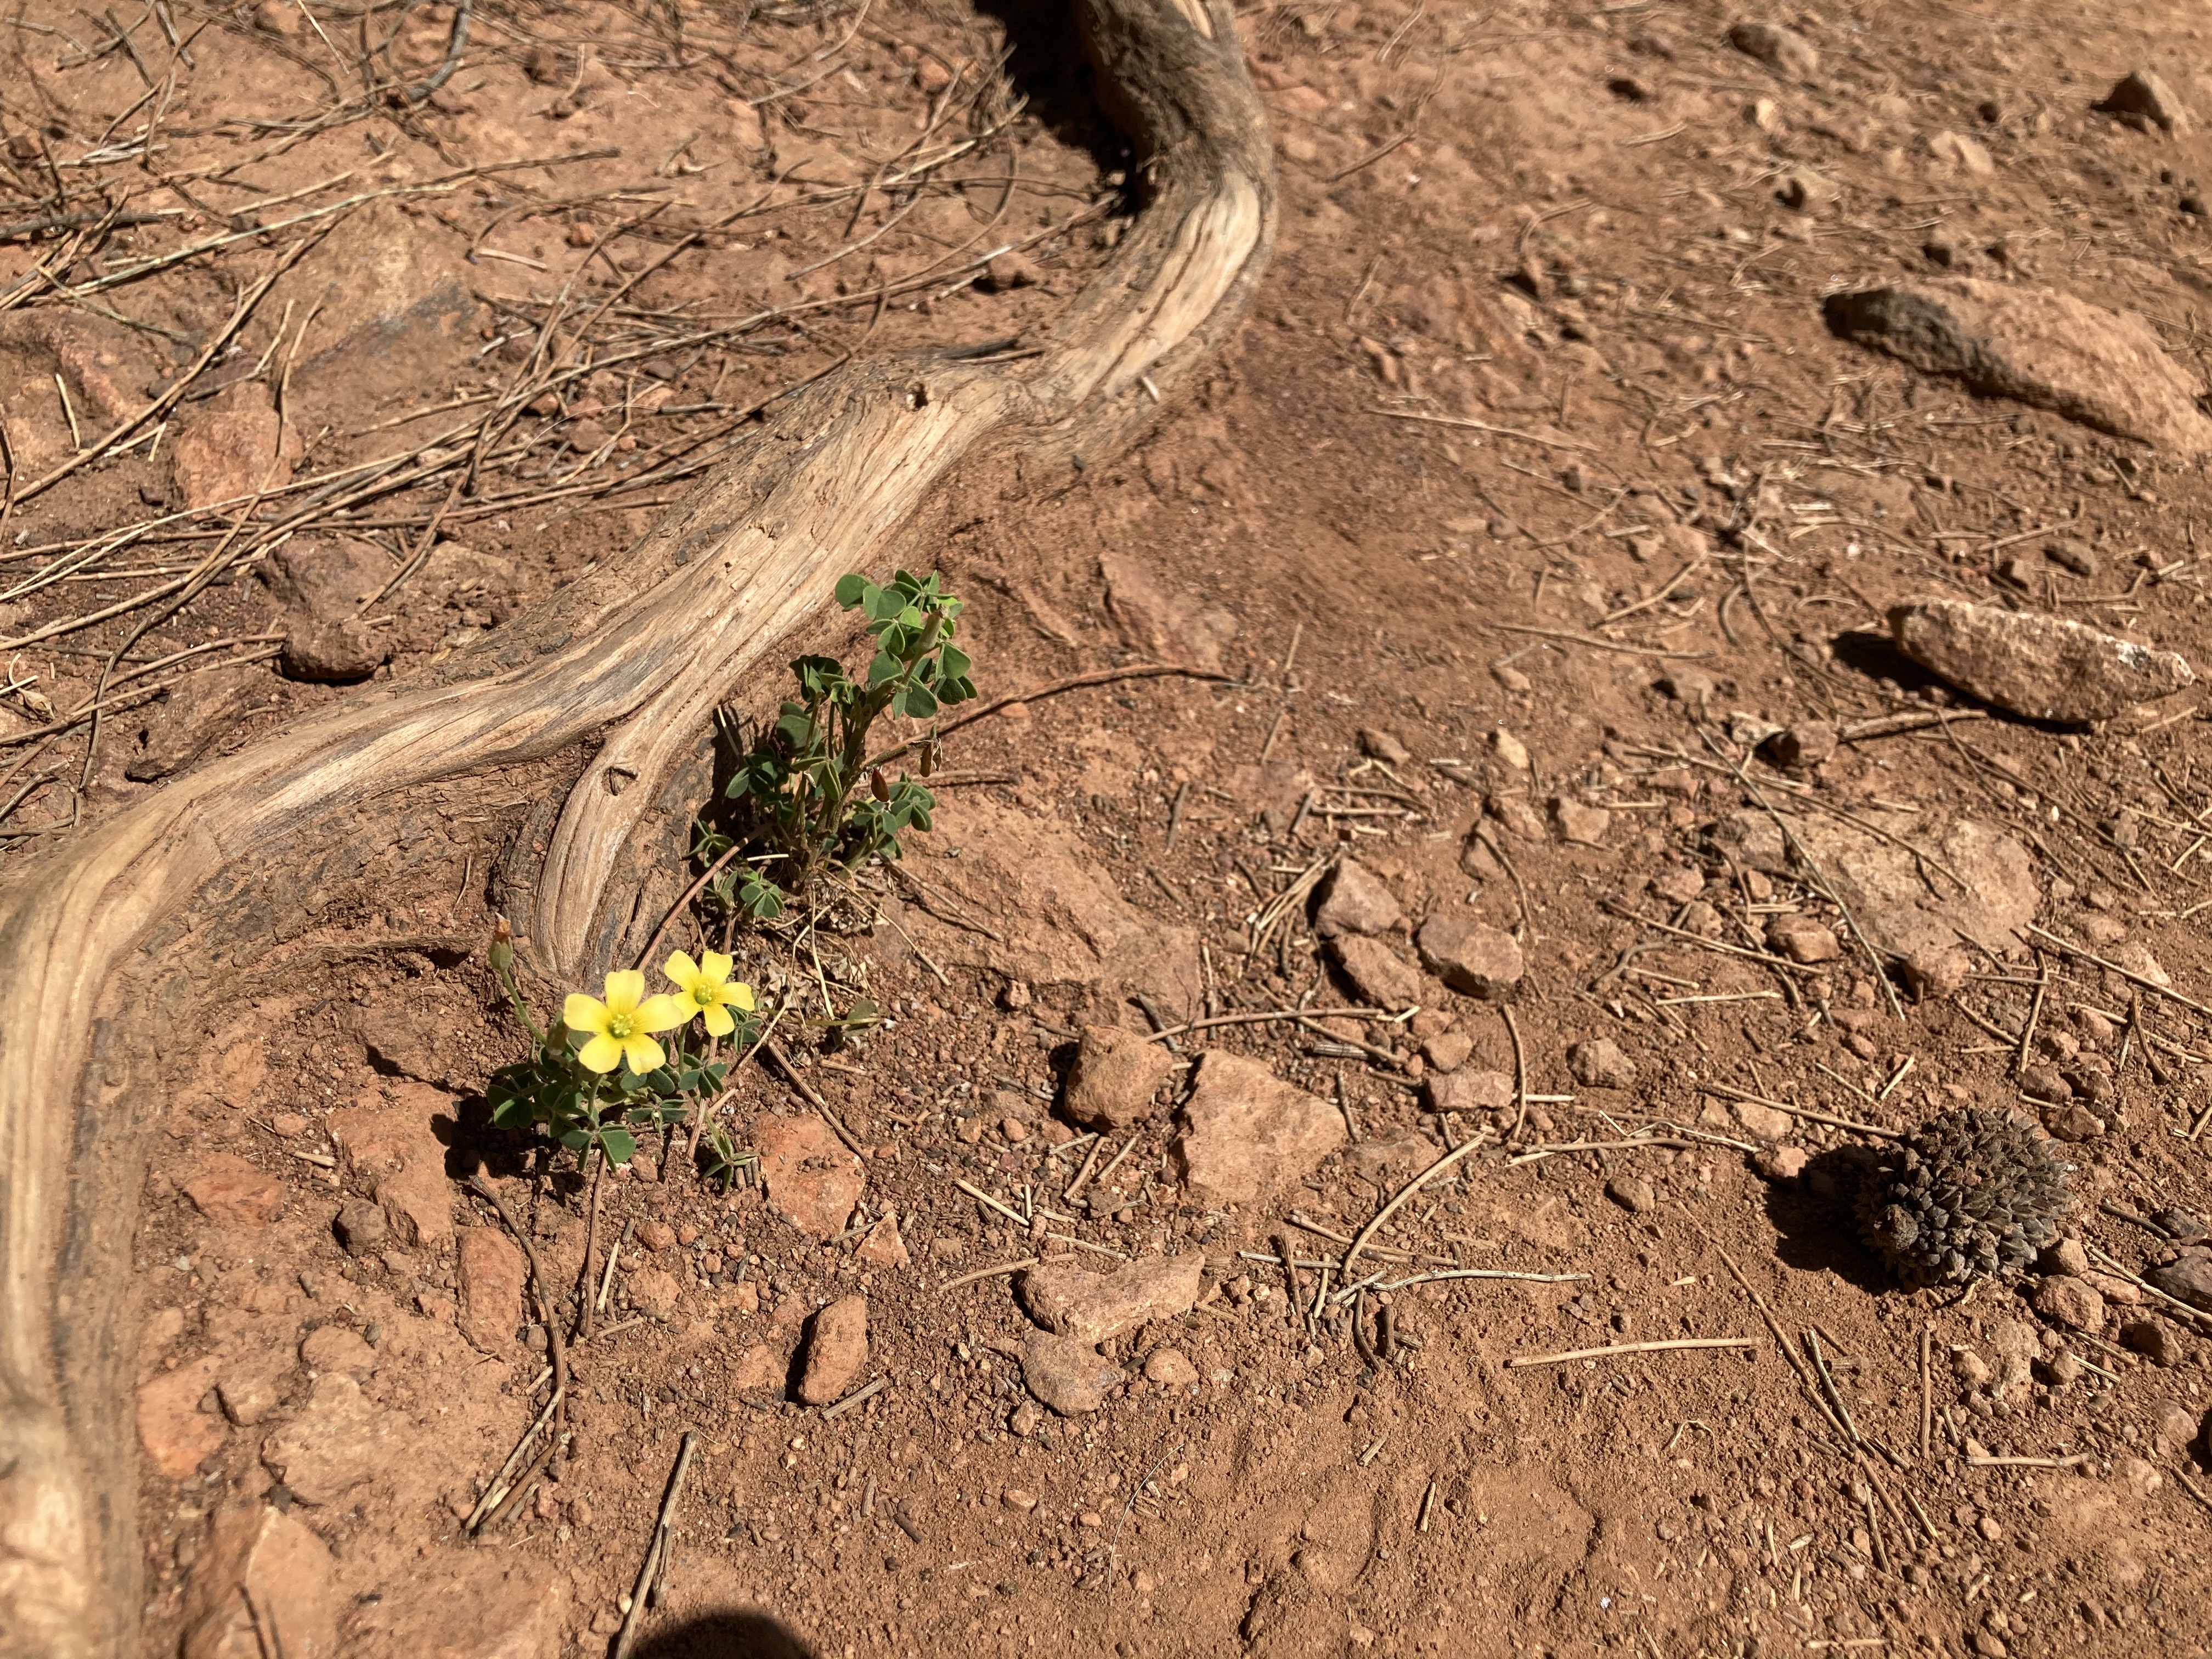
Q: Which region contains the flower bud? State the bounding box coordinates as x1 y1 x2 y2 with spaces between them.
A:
871 768 889 803
489 916 515 975
919 742 936 778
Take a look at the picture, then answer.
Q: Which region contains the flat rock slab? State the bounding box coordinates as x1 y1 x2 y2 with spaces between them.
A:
1415 912 1523 998
1313 858 1402 937
1017 1252 1204 1344
1173 1051 1346 1206
1890 600 2194 723
1823 279 2212 455
260 1374 400 1505
752 1110 866 1240
1327 933 1431 1011
180 1504 339 1659
1021 1330 1125 1416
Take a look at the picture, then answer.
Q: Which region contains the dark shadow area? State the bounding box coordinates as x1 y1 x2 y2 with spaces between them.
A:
627 1611 819 1659
969 0 1132 179
1764 1143 1893 1295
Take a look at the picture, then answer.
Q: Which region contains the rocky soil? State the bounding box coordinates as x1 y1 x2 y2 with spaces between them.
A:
13 0 2212 1654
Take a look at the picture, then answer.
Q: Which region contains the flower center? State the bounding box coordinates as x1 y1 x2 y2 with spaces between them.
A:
607 1012 635 1039
692 984 716 1006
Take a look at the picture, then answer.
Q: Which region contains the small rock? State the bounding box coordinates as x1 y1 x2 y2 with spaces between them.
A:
1313 859 1402 938
1732 1100 1793 1142
2032 1277 2105 1333
1763 722 1837 769
1886 600 2196 724
261 537 390 620
215 1359 287 1429
1065 1025 1177 1129
299 1324 377 1377
1348 1125 1442 1184
857 1206 911 1269
1008 1398 1045 1437
627 1267 680 1319
795 1295 868 1405
1606 1175 1657 1215
1754 1145 1809 1181
1143 1348 1201 1387
2045 1104 2106 1143
1017 1253 1204 1345
1678 899 1724 939
1173 1051 1347 1206
1001 1487 1038 1513
984 250 1040 291
1954 1350 1992 1389
1827 281 2212 458
1727 19 1819 80
2117 1456 2163 1498
636 1220 676 1251
1421 1030 1474 1073
170 381 299 510
2019 1064 2073 1104
1777 167 1841 212
183 1154 286 1231
324 1082 454 1246
280 618 390 682
137 1356 227 1480
1328 934 1432 1011
1549 797 1611 847
1022 1331 1124 1416
456 1226 526 1353
332 1198 387 1256
260 1373 398 1504
1487 795 1547 841
2044 1349 2083 1385
752 1111 865 1240
2145 1255 2212 1311
1927 129 1995 175
1567 1039 1638 1090
1414 913 1525 999
1491 662 1531 693
1358 729 1410 765
2121 1318 2187 1367
1490 729 1530 770
2155 1208 2211 1244
730 1343 782 1392
2046 539 2100 578
1657 665 1717 706
2041 1238 2091 1278
1427 1069 1513 1116
2153 1400 2198 1448
1765 915 1842 964
1651 865 1704 904
178 1504 340 1659
2098 70 2192 134
1903 947 1972 1001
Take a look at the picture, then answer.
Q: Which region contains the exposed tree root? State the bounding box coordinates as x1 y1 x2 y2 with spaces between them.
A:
0 0 1273 1647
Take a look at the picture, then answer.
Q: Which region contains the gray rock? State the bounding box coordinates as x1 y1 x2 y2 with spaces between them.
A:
1825 280 2212 456
1889 601 2194 724
2154 1208 2211 1245
1727 20 1819 80
1022 1330 1124 1416
1426 1068 1513 1116
2098 70 2191 134
1313 858 1402 938
1063 1025 1176 1130
1328 934 1431 1011
1567 1039 1637 1090
1414 913 1524 999
332 1198 388 1256
2146 1254 2212 1311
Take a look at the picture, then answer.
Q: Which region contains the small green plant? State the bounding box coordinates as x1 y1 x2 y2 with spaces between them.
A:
483 920 754 1171
708 569 976 919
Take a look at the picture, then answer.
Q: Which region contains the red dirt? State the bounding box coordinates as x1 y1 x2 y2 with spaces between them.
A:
13 0 2212 1654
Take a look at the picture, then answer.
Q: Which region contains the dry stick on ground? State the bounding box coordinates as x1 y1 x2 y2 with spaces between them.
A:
467 1174 571 1431
0 0 1276 1643
1508 1338 1757 1368
764 1039 869 1160
1501 1004 1530 1143
613 1428 701 1659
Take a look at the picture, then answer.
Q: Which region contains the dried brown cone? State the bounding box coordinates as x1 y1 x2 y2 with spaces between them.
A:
1855 1107 2075 1288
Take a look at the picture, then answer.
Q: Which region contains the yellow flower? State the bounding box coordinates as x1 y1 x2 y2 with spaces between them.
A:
563 970 687 1074
663 950 757 1038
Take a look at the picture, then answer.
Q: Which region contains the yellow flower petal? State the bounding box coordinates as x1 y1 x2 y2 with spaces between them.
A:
702 950 734 984
635 994 689 1033
663 951 703 994
731 982 756 1012
576 1032 624 1073
602 969 646 1015
703 1003 735 1038
619 1032 666 1074
563 993 610 1035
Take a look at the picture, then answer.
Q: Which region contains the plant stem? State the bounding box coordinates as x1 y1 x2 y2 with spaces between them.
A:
577 1148 604 1341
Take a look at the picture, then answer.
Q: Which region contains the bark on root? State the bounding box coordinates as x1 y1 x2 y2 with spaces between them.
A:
0 0 1273 1647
